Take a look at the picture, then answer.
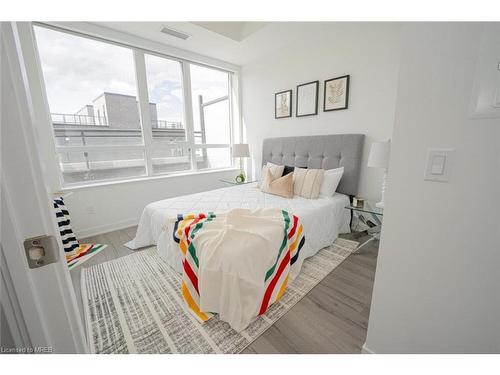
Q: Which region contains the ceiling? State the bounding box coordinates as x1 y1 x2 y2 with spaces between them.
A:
191 22 268 42
94 22 320 66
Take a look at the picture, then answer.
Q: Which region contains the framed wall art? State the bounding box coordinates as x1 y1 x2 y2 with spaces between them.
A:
296 80 319 117
324 75 350 111
275 89 292 119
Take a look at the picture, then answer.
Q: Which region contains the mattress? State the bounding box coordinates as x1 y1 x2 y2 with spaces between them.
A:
125 183 351 273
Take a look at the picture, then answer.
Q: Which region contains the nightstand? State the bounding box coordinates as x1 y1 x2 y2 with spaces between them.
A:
345 200 383 252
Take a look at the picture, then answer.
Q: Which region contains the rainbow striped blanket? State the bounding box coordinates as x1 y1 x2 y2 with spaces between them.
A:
173 208 305 331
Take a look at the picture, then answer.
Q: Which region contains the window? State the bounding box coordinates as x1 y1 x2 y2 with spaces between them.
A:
190 64 232 170
144 53 190 175
33 25 236 187
34 26 145 185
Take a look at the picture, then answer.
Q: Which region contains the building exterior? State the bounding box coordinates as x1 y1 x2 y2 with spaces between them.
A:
52 92 196 184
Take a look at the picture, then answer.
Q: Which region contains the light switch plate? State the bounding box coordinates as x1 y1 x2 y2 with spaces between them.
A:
424 148 453 182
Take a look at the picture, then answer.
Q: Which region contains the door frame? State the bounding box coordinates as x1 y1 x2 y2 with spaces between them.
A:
1 22 86 353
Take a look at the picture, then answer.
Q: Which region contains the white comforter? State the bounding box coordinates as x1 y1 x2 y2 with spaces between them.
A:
125 183 351 273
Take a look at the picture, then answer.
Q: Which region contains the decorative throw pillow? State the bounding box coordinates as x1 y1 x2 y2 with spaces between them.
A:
259 162 285 188
283 165 295 175
293 167 324 199
261 169 294 198
319 167 344 197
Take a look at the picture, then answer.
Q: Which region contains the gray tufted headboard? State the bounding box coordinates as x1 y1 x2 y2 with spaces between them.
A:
262 134 365 196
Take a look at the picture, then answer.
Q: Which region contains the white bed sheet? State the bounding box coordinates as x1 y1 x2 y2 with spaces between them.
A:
125 183 351 273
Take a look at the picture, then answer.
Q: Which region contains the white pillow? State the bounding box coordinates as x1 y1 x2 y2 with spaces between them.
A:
319 167 344 197
259 162 285 188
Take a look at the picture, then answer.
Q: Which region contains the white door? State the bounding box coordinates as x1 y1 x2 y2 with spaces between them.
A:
1 22 86 353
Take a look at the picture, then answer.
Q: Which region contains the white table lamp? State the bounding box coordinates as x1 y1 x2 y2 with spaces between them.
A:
232 144 250 183
367 140 391 208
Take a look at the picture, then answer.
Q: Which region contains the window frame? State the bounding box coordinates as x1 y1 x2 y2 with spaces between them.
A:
30 22 238 188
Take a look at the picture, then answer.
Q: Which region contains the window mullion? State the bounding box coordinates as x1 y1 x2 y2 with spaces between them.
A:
228 73 235 168
133 50 154 176
181 61 197 172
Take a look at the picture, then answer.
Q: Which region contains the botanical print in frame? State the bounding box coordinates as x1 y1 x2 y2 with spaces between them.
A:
275 90 292 119
324 75 350 111
296 80 319 117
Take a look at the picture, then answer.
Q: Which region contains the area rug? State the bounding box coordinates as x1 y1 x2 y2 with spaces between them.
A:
67 244 107 270
81 238 358 354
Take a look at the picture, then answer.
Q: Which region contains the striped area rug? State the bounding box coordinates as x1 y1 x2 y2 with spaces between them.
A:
81 238 358 354
67 244 107 270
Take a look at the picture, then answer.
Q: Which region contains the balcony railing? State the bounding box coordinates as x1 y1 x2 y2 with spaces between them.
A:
151 120 183 129
51 113 108 126
51 113 183 130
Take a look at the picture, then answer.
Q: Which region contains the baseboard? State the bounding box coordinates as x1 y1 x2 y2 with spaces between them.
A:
75 217 139 239
361 343 376 354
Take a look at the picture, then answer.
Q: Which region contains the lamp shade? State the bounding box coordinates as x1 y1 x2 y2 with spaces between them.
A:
367 141 391 169
232 144 250 158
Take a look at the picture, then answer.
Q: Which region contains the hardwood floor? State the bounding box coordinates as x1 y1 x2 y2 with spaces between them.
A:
72 227 378 354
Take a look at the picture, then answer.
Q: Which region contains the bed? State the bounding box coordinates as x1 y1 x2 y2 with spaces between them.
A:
125 134 364 274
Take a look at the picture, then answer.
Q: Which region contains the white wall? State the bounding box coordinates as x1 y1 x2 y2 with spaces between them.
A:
241 23 401 200
364 23 500 353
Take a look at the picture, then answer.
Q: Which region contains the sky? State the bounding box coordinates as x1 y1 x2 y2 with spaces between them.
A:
34 24 230 138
